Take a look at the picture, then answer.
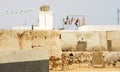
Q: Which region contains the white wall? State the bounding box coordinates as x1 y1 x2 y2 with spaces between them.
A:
79 25 120 31
107 31 120 51
12 26 32 30
38 11 53 30
61 30 107 51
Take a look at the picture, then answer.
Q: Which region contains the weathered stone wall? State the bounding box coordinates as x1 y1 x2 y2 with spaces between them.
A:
77 31 107 51
61 31 77 50
1 29 120 57
0 30 20 50
31 30 62 57
0 30 62 57
61 31 107 51
107 31 120 51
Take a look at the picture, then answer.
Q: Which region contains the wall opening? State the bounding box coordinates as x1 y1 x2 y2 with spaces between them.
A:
76 41 87 51
107 40 112 51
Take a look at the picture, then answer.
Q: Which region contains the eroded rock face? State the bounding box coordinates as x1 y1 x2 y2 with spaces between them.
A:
0 30 62 58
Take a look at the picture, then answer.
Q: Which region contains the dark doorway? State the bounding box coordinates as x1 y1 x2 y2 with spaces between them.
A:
76 41 87 51
107 40 112 51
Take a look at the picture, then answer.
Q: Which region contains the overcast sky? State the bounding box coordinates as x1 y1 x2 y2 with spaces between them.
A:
0 0 120 29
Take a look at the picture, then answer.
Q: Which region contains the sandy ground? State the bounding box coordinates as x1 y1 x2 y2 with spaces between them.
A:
50 64 120 72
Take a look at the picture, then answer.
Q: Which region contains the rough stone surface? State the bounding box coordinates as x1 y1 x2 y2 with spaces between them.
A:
0 30 62 58
61 31 107 51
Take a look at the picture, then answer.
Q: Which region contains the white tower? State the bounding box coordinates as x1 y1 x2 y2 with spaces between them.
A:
34 5 53 30
12 5 53 30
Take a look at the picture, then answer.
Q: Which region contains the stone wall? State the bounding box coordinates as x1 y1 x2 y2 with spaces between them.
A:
1 29 120 57
107 31 120 51
61 31 107 51
0 30 62 57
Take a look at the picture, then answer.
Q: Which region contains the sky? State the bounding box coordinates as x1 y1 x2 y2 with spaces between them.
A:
0 0 120 29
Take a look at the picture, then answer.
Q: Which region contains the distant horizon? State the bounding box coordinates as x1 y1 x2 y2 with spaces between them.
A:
0 0 120 30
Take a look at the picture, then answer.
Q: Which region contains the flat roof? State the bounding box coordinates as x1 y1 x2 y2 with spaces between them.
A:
78 25 120 31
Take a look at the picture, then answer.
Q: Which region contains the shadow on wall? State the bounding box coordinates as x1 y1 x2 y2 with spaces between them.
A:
87 46 106 51
62 46 76 52
111 47 120 51
62 46 107 52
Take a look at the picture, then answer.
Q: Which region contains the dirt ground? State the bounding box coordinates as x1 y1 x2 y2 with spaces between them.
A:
50 64 120 72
